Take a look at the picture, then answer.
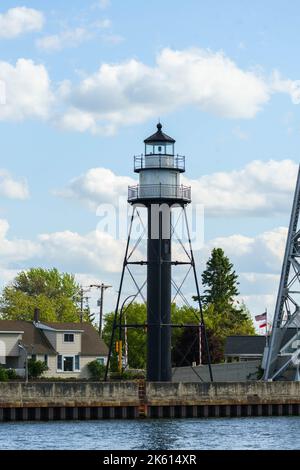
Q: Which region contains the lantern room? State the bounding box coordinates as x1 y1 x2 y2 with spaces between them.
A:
144 122 175 156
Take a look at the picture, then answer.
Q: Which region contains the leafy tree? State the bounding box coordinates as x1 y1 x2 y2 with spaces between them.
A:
103 302 199 371
0 268 88 323
103 303 147 370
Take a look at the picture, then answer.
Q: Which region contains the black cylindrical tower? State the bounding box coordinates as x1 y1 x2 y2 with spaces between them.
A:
128 123 191 381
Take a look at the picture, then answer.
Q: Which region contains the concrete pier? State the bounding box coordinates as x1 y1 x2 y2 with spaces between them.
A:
0 381 299 421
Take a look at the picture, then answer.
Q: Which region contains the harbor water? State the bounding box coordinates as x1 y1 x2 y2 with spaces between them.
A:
0 417 299 450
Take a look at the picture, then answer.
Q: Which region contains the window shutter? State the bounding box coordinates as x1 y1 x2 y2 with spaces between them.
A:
57 354 62 370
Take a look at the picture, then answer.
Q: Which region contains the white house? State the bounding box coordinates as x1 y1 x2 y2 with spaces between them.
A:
0 318 108 379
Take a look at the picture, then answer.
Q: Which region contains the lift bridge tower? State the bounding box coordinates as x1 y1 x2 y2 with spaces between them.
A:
105 123 213 382
264 166 300 381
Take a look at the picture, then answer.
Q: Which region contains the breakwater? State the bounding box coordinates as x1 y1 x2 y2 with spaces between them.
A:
0 381 299 421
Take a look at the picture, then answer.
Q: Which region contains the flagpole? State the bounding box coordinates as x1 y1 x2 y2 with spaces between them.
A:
265 307 268 347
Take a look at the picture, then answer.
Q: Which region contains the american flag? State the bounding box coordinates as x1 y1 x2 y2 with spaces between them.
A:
255 312 267 322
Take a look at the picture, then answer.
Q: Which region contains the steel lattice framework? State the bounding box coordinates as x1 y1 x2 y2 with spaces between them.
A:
264 165 300 381
104 205 213 382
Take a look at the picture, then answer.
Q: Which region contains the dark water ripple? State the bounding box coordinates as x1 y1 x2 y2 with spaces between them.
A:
0 417 299 450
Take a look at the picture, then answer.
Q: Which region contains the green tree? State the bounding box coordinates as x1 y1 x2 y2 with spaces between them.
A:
103 303 147 370
103 302 200 371
201 248 239 307
0 268 87 323
194 248 255 363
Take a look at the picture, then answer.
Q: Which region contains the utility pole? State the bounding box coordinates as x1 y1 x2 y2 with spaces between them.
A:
198 323 202 366
90 283 112 337
79 286 90 323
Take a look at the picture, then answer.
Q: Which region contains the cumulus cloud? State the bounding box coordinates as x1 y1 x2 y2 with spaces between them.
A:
0 219 39 265
0 58 54 121
0 48 299 131
205 226 287 273
271 71 300 104
57 167 136 209
38 229 126 273
0 218 125 275
58 47 271 134
184 159 298 216
0 7 44 39
0 170 29 200
58 159 298 217
0 217 287 316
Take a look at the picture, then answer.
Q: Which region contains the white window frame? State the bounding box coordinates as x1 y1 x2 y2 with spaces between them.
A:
57 354 80 372
63 333 75 343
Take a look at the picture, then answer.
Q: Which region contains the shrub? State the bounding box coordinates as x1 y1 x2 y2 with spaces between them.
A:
28 359 48 379
6 369 18 380
87 360 106 380
0 367 8 382
110 370 145 381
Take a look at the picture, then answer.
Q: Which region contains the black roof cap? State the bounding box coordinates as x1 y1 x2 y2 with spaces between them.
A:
144 123 175 144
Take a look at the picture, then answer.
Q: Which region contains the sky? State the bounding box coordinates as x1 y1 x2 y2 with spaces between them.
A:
1 0 300 328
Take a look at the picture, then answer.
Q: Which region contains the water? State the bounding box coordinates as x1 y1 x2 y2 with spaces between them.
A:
0 417 299 450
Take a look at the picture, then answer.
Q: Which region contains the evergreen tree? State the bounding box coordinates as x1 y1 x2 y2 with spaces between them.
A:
189 248 255 363
201 247 239 308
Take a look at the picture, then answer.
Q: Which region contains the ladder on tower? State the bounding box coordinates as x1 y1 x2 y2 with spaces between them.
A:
263 165 300 381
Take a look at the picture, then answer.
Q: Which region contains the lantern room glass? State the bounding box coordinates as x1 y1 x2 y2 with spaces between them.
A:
145 142 174 156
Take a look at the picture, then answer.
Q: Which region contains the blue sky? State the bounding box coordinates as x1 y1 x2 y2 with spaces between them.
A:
1 0 300 322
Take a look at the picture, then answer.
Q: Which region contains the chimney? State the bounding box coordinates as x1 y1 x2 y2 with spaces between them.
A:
34 307 40 323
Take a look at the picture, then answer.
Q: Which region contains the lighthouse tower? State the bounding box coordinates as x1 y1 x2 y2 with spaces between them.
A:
128 123 190 382
104 123 213 383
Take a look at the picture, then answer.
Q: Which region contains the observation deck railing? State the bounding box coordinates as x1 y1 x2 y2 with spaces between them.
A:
128 184 191 203
134 154 185 172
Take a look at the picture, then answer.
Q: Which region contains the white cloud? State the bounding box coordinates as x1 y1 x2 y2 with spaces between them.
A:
0 219 39 265
184 159 298 216
57 167 136 209
206 226 287 273
0 58 54 121
38 229 125 274
0 218 125 275
0 170 29 200
0 7 44 39
0 48 299 132
58 47 271 134
36 28 93 52
36 18 111 52
271 71 300 104
0 217 287 318
58 159 298 217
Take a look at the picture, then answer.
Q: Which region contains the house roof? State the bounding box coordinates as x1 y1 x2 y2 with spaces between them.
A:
225 335 266 356
0 320 56 355
144 123 176 144
45 322 108 356
0 320 108 356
